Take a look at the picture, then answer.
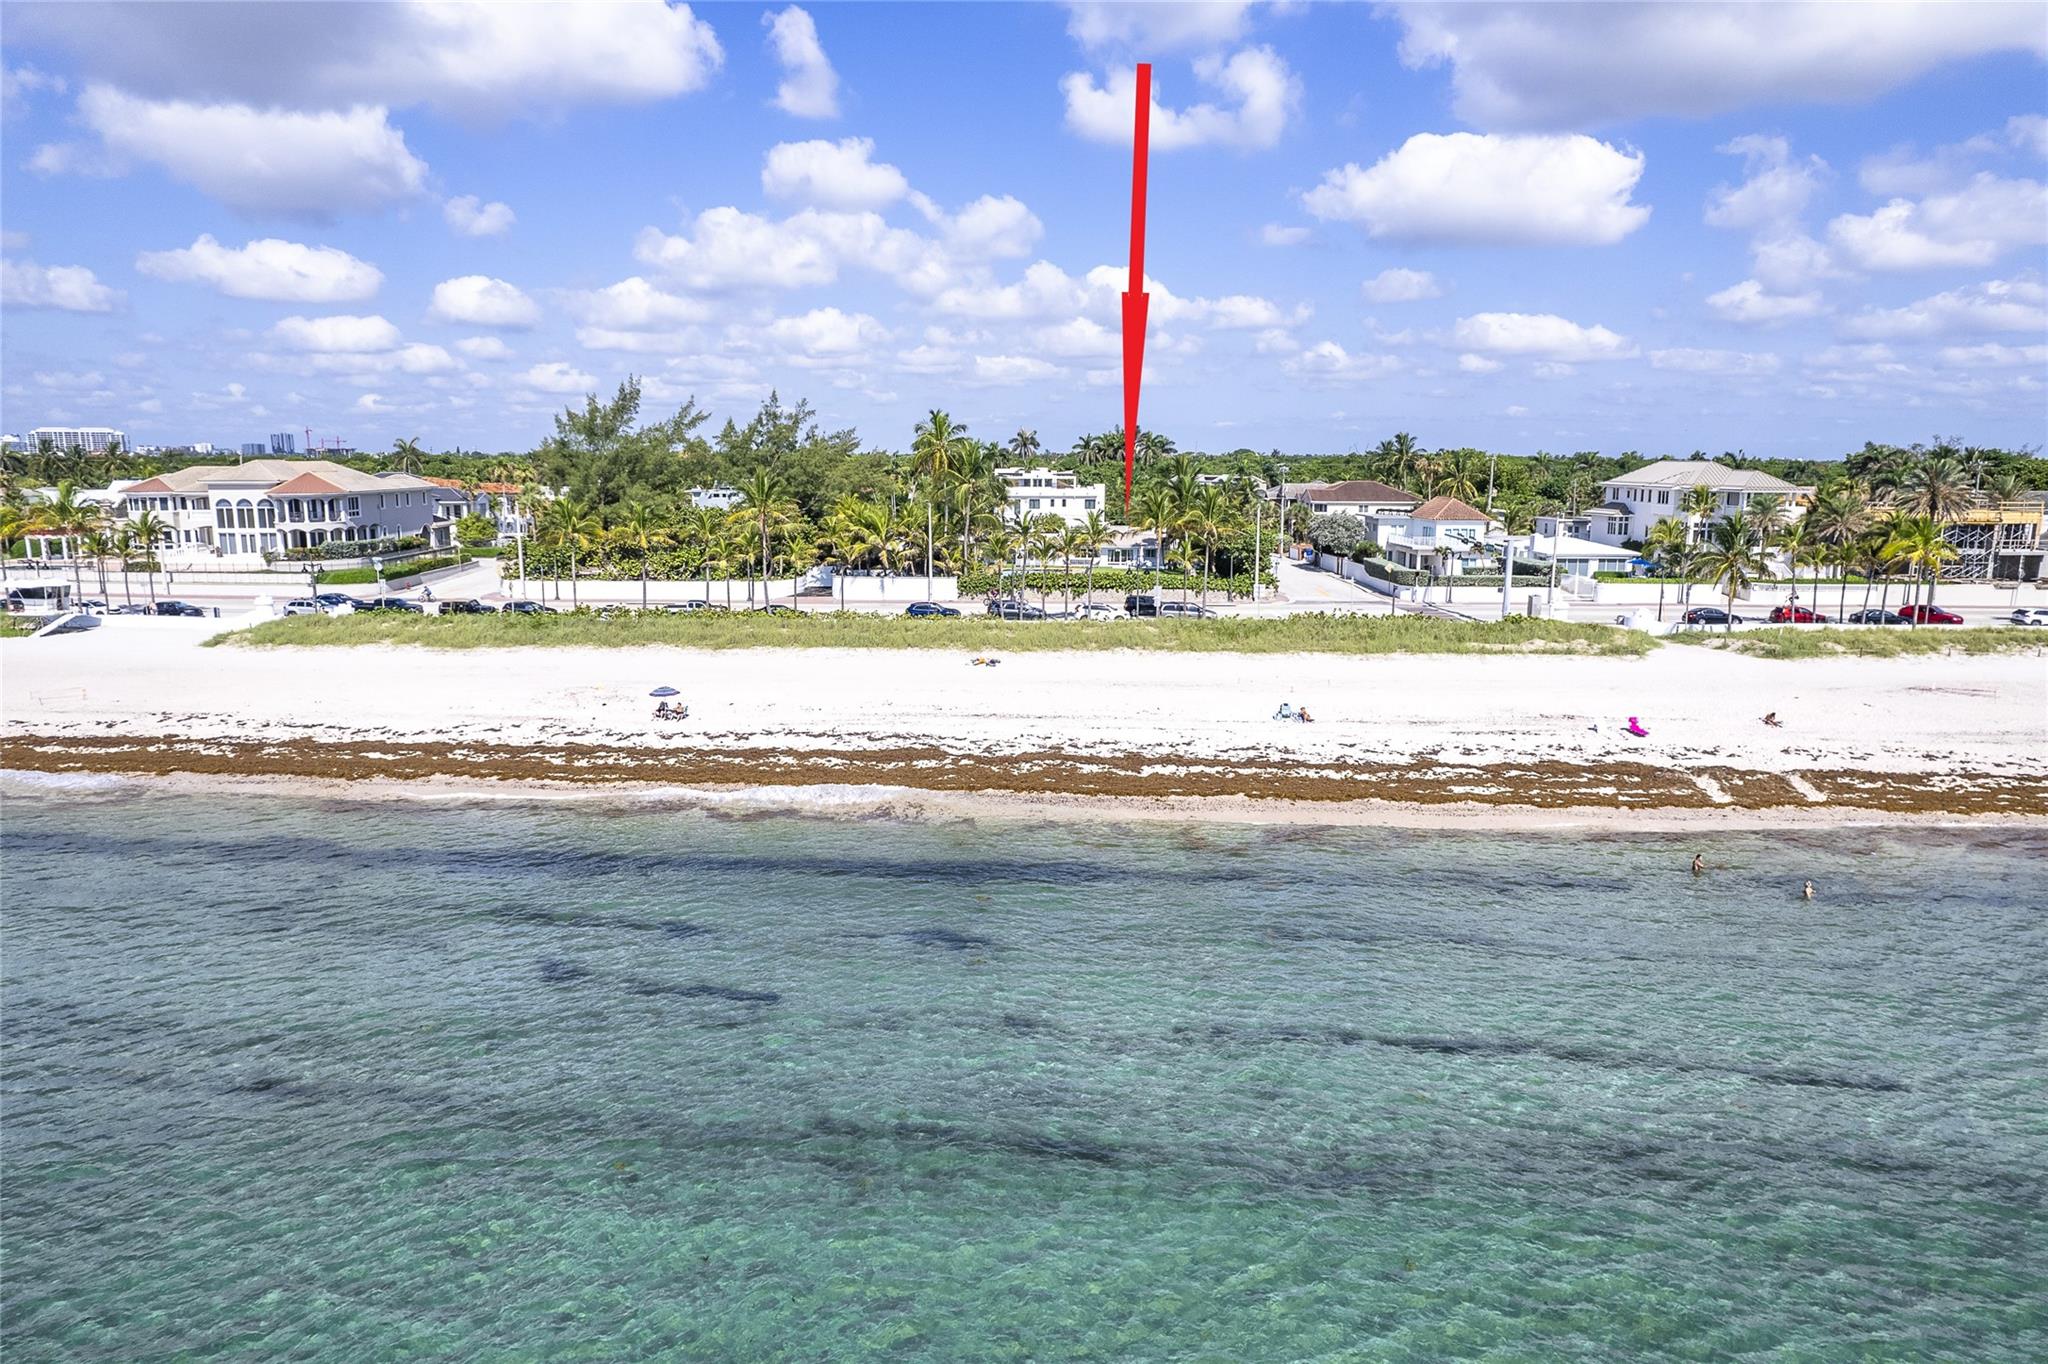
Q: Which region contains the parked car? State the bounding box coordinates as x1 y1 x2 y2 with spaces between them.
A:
1846 608 1908 625
1158 601 1215 619
106 603 149 615
441 598 492 615
1767 605 1830 623
149 600 207 617
76 599 108 613
1679 606 1743 626
1071 603 1123 621
501 600 556 614
2009 607 2048 626
988 600 1047 620
905 601 962 618
358 597 423 613
1124 593 1160 617
281 598 326 616
663 600 721 613
1896 603 1963 624
312 592 358 608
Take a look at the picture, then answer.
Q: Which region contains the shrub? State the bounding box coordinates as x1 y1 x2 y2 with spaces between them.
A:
455 514 498 548
1305 513 1369 557
317 554 464 585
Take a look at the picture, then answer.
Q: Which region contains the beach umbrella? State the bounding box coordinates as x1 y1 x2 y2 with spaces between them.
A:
649 686 680 697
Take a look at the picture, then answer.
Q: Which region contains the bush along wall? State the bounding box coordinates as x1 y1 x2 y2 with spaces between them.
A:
1349 557 1549 589
957 565 1271 598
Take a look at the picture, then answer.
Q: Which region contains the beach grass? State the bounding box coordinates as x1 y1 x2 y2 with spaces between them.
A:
1665 626 2045 659
0 615 37 639
215 609 1657 656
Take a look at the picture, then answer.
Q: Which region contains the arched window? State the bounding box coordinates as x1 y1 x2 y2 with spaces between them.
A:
258 502 276 528
234 498 253 529
214 499 233 525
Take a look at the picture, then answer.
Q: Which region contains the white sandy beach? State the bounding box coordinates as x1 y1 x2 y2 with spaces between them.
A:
5 628 2044 786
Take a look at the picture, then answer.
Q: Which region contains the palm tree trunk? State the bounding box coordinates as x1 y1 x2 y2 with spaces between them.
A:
641 562 649 612
1201 538 1212 604
571 549 579 608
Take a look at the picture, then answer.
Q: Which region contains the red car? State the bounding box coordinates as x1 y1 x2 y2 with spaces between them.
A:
1768 605 1829 623
1896 604 1963 624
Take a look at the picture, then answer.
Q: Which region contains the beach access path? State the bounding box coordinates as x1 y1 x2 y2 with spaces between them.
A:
5 627 2044 819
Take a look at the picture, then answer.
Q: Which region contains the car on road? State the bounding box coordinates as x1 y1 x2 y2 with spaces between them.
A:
281 598 327 616
1845 608 1908 625
149 600 207 617
905 601 962 618
987 600 1047 620
1158 601 1215 619
75 599 108 614
106 603 149 615
1897 603 1963 624
1124 593 1161 617
2010 607 2048 626
440 598 492 615
1767 605 1829 623
662 600 722 613
1070 603 1122 621
501 600 556 614
358 597 422 613
1679 606 1743 626
312 592 358 609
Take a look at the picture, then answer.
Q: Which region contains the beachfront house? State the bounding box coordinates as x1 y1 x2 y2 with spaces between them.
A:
998 466 1105 527
1098 527 1166 569
1373 497 1500 575
1597 460 1813 544
688 485 744 511
110 459 463 563
424 478 531 543
1295 479 1421 519
1517 516 1643 577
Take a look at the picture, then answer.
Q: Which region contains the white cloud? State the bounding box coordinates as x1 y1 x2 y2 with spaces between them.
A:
1827 175 2048 271
2011 114 2048 159
1456 353 1501 373
455 336 513 360
1283 341 1403 382
0 230 28 251
522 362 598 394
0 258 124 312
1450 312 1633 361
1302 133 1649 245
1937 342 2048 367
1062 46 1299 151
1035 317 1121 358
135 233 382 302
561 277 711 330
1749 233 1845 294
3 65 67 106
443 195 515 237
575 328 702 354
271 313 403 353
760 307 888 356
1706 134 1828 231
1705 279 1826 324
1362 268 1441 303
970 354 1059 385
1260 223 1310 247
1841 277 2048 339
1648 348 1783 376
1064 2 1259 51
355 392 388 413
1387 2 2046 129
762 137 907 209
1505 404 1529 417
34 369 106 389
933 195 1043 259
53 85 427 218
636 206 926 291
763 7 839 119
428 275 538 327
9 3 723 119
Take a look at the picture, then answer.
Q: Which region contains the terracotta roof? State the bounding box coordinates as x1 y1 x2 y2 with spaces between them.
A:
1410 495 1492 521
267 473 346 495
1304 479 1420 505
121 477 173 494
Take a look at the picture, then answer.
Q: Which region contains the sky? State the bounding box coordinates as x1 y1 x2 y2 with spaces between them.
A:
1 0 2044 460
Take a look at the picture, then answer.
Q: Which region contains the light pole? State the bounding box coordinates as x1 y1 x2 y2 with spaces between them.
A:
926 499 934 603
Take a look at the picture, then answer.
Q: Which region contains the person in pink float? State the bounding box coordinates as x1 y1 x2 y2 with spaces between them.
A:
1624 716 1650 737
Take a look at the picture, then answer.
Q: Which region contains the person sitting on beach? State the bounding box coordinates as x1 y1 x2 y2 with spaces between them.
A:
1297 707 1314 724
1625 716 1650 737
1273 702 1295 721
1763 712 1783 728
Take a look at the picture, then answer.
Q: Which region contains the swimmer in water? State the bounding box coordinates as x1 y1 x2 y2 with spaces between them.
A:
1802 880 1815 901
1691 853 1706 876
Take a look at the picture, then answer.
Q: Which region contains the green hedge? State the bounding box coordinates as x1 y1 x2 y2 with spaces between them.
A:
318 554 464 585
957 566 1267 598
284 535 428 562
1346 557 1551 589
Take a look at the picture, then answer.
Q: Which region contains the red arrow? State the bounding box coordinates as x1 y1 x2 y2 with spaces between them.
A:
1121 62 1151 510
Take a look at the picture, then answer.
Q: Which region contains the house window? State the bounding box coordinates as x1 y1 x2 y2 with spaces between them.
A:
346 497 360 514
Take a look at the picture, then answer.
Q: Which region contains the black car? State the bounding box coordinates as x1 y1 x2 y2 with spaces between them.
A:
1679 606 1743 626
312 592 357 608
441 598 492 615
359 597 423 613
905 602 961 618
150 600 207 617
501 600 556 615
1124 593 1160 617
987 600 1046 621
1845 608 1908 625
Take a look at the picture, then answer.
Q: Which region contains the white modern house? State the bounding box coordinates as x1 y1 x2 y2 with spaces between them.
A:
1597 461 1812 543
112 459 462 562
1371 496 1501 574
1516 518 1642 578
425 477 532 542
688 485 743 511
999 466 1105 526
1295 479 1421 519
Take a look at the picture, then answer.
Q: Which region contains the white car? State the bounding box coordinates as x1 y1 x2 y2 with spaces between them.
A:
2009 606 2048 626
282 599 329 616
1070 603 1124 621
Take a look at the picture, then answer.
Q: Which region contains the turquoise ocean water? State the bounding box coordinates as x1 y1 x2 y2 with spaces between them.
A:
3 780 2043 1362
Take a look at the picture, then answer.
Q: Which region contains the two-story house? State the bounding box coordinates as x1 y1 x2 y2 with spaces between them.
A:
1597 460 1812 544
1372 496 1500 574
999 466 1106 526
114 460 462 562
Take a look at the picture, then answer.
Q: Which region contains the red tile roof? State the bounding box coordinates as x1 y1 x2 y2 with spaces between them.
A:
122 477 173 494
266 473 346 496
1410 495 1492 521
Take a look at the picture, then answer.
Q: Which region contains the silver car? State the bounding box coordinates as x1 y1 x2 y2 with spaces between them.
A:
282 599 328 616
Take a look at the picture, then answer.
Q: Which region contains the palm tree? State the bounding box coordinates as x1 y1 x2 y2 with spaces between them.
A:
114 526 136 607
80 530 113 601
1883 514 1959 625
390 438 427 475
1894 456 1974 526
0 501 38 581
1805 484 1873 619
46 482 87 601
1642 516 1692 609
1024 518 1059 612
128 510 169 604
1696 513 1765 633
614 502 668 611
1681 484 1717 543
1006 429 1041 461
1073 510 1112 606
1183 486 1230 603
673 505 725 603
911 411 968 494
1136 429 1176 464
736 470 800 606
541 498 601 608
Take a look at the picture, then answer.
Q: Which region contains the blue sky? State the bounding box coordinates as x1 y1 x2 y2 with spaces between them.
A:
2 1 2043 459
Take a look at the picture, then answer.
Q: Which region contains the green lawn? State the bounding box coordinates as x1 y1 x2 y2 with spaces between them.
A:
1664 626 2044 659
0 615 37 639
216 610 1656 656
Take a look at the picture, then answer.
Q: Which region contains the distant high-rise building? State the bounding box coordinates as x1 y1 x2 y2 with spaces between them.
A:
270 432 296 454
241 442 268 456
28 425 125 453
